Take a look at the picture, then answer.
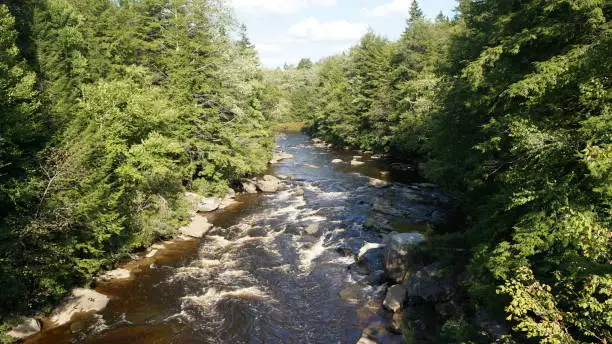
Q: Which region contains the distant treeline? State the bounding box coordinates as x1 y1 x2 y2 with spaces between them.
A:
0 0 274 329
272 1 611 342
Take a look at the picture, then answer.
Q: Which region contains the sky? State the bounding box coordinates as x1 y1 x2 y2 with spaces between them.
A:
228 0 458 68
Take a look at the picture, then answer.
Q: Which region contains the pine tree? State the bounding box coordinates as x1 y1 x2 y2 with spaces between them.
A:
407 0 424 25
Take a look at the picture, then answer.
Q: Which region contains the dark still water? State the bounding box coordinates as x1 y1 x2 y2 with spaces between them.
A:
26 132 451 344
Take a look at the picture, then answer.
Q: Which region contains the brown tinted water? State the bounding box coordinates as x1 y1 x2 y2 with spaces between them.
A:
25 132 452 344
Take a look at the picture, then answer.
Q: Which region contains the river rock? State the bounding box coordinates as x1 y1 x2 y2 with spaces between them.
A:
225 188 236 198
312 138 323 144
294 188 305 196
146 249 158 258
335 237 367 256
383 284 407 313
255 175 282 193
360 323 405 344
98 268 131 281
357 243 386 273
390 312 403 334
7 318 41 339
50 289 110 327
241 180 258 194
369 178 388 188
351 160 365 166
402 263 455 303
179 215 213 238
270 151 294 164
357 336 377 344
197 197 222 212
331 159 344 164
305 223 320 235
383 233 425 283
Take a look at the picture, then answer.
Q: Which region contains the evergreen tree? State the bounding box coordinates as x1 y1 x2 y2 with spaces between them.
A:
407 0 424 25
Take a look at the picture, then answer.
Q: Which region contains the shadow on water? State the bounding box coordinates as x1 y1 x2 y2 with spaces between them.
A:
26 132 452 344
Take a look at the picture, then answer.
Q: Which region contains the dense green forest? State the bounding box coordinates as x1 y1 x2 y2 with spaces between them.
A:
286 1 610 343
0 0 274 329
1 0 610 343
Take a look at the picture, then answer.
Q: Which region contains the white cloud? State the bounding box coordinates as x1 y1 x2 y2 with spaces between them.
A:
230 0 337 15
361 0 413 17
289 17 368 42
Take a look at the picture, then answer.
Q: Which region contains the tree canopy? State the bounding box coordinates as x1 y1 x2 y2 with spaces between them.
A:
0 0 272 326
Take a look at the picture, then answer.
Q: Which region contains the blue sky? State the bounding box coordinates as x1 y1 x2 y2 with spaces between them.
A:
228 0 458 68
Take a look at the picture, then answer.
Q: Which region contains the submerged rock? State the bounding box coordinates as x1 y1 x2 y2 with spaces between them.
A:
339 285 364 302
383 233 425 283
255 175 282 193
179 215 213 238
50 289 109 327
7 318 41 339
369 178 388 188
270 151 294 164
305 223 320 235
98 268 131 281
218 197 240 210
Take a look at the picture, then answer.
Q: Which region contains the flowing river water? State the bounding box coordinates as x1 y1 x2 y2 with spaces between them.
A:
25 132 453 344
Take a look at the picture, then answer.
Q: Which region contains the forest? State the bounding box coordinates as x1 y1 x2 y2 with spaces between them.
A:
0 0 274 333
0 0 610 343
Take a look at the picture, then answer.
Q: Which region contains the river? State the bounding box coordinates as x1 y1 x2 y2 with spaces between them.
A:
25 132 453 344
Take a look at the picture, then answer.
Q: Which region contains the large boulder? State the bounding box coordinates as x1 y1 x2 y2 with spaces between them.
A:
179 215 213 238
255 175 282 193
383 284 407 313
197 197 222 212
50 289 109 327
402 263 455 303
7 318 41 339
383 233 425 283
